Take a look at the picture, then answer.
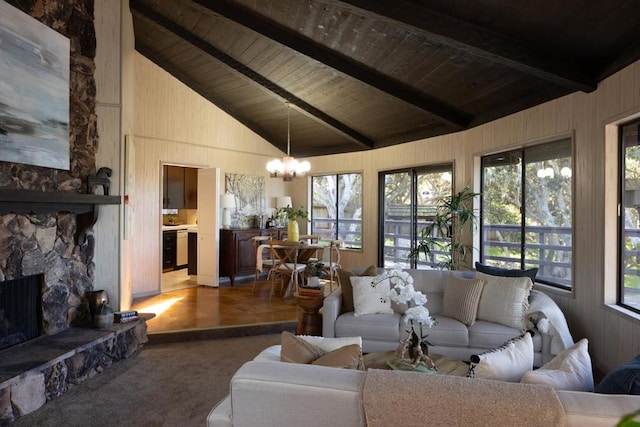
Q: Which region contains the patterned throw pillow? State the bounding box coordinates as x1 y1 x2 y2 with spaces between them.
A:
336 265 378 313
475 262 538 282
280 332 364 370
350 276 394 316
468 332 534 382
441 275 485 326
475 272 532 331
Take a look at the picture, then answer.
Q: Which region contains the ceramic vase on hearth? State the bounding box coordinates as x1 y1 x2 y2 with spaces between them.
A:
94 302 114 329
88 290 109 319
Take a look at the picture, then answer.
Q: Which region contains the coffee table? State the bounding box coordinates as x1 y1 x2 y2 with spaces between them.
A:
363 350 470 376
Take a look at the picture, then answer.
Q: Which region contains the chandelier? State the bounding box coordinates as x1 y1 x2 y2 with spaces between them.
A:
266 102 310 181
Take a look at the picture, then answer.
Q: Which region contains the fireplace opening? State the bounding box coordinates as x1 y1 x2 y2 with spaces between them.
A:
0 274 43 350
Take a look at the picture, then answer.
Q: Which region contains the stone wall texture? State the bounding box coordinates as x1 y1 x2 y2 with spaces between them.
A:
0 0 98 332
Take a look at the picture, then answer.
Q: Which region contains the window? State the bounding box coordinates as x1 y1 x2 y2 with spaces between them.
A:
378 164 453 269
481 138 573 289
311 173 362 249
619 120 640 312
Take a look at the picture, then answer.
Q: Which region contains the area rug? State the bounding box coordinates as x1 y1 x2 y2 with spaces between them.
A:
13 334 281 427
363 369 565 427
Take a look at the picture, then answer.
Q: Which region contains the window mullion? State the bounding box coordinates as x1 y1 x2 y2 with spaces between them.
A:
520 149 526 269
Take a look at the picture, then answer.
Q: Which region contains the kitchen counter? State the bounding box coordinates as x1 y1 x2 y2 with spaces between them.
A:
161 224 198 231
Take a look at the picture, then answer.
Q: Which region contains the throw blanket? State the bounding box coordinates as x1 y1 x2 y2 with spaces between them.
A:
363 369 565 427
527 290 574 355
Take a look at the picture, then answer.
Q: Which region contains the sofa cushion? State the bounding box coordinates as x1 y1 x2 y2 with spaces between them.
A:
475 272 532 331
280 331 324 364
337 265 378 314
475 262 538 282
441 275 485 326
468 332 534 382
401 315 469 348
521 338 593 391
351 276 394 316
595 353 640 395
467 320 529 350
311 344 363 369
336 312 401 342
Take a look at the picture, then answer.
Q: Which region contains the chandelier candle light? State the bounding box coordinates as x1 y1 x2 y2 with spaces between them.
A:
266 102 310 181
372 269 437 371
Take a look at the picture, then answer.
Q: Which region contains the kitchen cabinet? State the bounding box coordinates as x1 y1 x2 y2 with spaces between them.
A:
162 230 177 271
188 231 197 275
163 166 198 209
177 229 188 268
219 228 286 286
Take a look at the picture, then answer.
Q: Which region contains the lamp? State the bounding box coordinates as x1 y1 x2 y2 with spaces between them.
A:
221 193 236 229
266 102 311 181
276 196 292 209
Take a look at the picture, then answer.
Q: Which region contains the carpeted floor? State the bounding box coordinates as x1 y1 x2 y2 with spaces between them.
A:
13 334 282 427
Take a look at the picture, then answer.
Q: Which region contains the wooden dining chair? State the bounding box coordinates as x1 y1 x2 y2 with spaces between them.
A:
268 240 307 298
251 235 275 294
299 234 320 244
320 239 343 292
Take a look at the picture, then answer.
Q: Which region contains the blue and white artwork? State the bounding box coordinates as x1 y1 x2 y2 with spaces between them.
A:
0 2 70 170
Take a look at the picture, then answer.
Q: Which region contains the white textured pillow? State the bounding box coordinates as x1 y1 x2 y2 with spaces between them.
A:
475 272 532 331
442 275 485 326
521 338 593 391
351 276 393 316
468 332 534 382
297 335 363 352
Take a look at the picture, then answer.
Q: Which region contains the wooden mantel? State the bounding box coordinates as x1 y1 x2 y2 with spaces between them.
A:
0 189 121 244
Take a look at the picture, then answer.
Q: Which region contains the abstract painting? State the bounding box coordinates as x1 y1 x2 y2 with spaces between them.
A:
0 2 70 170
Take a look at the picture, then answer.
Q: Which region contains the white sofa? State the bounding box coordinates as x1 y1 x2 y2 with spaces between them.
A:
208 355 640 427
323 269 573 367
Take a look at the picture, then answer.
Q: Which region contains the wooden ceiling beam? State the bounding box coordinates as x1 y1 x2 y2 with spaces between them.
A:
130 1 375 150
334 0 597 93
188 0 470 129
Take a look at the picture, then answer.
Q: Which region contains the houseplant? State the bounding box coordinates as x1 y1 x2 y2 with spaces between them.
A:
305 260 325 287
409 186 480 270
278 205 308 242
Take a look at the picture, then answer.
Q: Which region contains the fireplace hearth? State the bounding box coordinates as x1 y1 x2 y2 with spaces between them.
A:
0 274 42 350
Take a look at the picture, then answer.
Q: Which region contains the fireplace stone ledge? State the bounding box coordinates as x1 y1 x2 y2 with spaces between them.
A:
0 314 151 423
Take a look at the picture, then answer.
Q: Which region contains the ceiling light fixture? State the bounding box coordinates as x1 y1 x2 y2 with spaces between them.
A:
266 102 310 181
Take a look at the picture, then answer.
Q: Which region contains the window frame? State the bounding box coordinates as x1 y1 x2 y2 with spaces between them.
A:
479 137 574 290
310 172 363 250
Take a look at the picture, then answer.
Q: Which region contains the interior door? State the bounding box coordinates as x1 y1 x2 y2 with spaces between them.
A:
197 168 220 286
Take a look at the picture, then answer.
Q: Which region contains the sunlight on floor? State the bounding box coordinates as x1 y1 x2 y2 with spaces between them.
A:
136 297 184 316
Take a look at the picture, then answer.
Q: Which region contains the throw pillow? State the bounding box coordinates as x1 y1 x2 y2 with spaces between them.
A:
475 262 538 282
280 331 324 364
595 353 640 395
441 275 485 326
351 276 394 316
311 344 363 369
475 271 532 331
468 332 534 382
296 335 363 352
520 338 593 391
337 265 378 314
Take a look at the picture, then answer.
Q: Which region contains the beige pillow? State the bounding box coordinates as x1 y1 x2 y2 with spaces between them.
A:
521 339 593 391
468 332 534 382
475 272 532 331
441 275 485 326
351 276 394 316
337 265 378 313
311 344 363 370
280 331 324 364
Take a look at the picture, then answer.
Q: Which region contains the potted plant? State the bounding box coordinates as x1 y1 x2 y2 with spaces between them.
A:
305 260 325 288
409 186 480 270
278 205 308 242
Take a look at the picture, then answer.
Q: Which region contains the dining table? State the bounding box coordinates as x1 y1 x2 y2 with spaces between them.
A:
267 242 324 297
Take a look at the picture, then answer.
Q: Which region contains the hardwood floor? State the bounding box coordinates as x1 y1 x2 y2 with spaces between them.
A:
131 273 313 334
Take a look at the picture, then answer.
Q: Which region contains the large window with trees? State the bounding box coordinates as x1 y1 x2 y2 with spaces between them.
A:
311 173 362 249
619 120 640 312
379 164 453 269
481 138 573 289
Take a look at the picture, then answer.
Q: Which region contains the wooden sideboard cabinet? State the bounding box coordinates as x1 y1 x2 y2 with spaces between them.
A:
219 228 287 285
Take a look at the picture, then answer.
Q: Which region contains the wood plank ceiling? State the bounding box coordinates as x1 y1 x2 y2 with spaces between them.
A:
130 0 640 157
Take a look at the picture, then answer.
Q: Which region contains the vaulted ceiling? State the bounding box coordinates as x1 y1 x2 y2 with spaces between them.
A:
130 0 640 157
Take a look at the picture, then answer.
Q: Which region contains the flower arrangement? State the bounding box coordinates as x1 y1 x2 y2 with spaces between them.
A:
277 206 309 222
372 268 437 370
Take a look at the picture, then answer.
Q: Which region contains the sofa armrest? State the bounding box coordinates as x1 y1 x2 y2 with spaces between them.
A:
207 395 232 427
322 287 342 338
